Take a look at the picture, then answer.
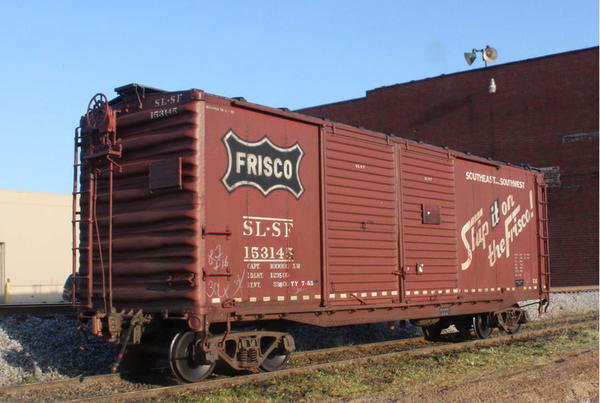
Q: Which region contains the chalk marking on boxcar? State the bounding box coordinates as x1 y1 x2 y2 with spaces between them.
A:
207 272 244 301
208 244 229 271
231 270 245 296
207 281 230 299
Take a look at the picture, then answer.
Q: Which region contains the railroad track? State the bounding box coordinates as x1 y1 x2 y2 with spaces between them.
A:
550 285 599 293
0 303 75 316
0 312 596 402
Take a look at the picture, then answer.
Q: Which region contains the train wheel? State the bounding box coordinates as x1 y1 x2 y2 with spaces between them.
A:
473 313 494 339
259 337 291 372
502 320 521 334
168 331 215 383
259 345 291 372
498 309 522 334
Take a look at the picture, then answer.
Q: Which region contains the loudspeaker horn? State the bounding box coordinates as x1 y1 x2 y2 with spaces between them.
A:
464 51 477 65
483 46 498 62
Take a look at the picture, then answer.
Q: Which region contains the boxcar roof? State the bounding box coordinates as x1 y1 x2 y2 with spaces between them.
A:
107 83 544 174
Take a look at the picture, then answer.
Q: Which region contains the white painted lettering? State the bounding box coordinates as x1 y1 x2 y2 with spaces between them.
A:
236 152 246 174
273 159 283 178
283 160 293 179
460 208 483 270
284 222 294 238
242 220 253 236
255 221 267 237
247 154 257 176
263 156 273 177
271 222 281 237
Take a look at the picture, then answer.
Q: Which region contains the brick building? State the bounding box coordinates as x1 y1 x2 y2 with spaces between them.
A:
298 47 599 287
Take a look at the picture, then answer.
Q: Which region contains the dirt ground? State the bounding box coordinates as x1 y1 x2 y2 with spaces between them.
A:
361 349 599 403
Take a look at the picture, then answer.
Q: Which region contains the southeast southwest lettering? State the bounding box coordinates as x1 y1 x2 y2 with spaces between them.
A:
221 129 304 198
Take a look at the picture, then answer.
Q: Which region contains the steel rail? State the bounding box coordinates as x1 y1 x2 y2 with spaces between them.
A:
550 285 599 293
1 313 594 402
0 373 121 396
0 303 75 315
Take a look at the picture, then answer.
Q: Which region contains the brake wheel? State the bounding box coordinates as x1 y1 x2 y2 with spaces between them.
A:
86 93 109 129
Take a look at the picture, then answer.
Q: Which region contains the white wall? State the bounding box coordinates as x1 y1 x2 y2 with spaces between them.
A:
0 190 71 303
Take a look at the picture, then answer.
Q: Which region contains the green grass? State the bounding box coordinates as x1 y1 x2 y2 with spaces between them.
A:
160 325 598 402
20 376 39 384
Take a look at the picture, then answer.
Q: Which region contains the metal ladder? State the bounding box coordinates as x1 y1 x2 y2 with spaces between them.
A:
72 126 117 313
72 127 94 309
535 176 551 301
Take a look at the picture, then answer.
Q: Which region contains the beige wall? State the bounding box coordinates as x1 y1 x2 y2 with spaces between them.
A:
0 190 71 303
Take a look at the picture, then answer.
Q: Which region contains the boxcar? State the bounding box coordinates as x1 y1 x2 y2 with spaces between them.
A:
72 84 550 381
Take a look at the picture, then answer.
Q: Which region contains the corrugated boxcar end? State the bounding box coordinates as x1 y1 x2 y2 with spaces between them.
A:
74 88 209 326
72 84 550 382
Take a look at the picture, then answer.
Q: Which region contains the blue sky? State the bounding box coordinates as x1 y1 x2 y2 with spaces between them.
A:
0 1 597 193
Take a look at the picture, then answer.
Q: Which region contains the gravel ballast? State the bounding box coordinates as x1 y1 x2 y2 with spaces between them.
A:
0 314 115 386
520 290 599 320
0 291 597 386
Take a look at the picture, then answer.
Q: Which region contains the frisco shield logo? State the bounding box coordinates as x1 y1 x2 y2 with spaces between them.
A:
221 130 304 198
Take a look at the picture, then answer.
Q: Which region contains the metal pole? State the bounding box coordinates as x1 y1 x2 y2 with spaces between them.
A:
108 163 113 312
72 127 80 306
3 279 9 304
87 172 94 309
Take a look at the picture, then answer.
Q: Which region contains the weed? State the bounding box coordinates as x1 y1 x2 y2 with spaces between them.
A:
20 376 39 384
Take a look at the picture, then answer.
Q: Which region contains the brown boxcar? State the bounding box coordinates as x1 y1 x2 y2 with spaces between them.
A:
73 84 550 381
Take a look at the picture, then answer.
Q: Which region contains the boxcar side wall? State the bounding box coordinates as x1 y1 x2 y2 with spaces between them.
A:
194 100 549 326
202 95 322 316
